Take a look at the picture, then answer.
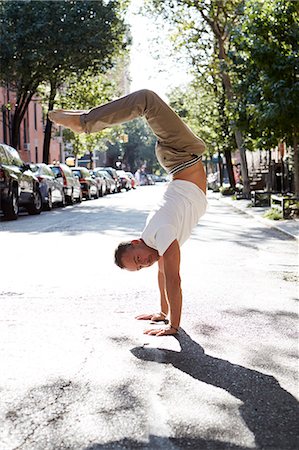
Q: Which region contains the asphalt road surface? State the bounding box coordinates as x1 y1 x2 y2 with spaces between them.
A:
0 184 298 450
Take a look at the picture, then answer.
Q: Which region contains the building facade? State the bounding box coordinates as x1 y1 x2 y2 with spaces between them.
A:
0 86 61 163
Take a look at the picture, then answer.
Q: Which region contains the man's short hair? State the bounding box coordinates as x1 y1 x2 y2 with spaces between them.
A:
114 241 132 268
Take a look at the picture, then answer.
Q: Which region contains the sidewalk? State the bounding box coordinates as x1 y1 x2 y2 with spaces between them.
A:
209 191 299 241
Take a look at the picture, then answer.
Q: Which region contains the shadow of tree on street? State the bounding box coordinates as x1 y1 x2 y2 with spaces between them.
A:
128 329 299 450
1 191 294 247
0 204 150 235
85 435 252 450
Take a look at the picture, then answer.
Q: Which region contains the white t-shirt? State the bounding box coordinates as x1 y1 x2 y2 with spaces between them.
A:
141 180 207 256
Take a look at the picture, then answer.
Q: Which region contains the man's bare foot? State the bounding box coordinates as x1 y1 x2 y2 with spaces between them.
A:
48 110 84 133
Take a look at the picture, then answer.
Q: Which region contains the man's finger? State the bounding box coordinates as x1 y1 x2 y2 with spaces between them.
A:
156 330 165 336
135 314 152 320
143 328 161 335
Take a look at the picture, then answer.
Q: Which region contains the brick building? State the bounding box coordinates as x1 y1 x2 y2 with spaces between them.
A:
0 86 61 163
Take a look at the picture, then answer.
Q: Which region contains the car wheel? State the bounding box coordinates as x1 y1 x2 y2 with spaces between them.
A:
27 189 42 215
60 192 66 207
86 188 92 200
44 190 53 211
3 187 19 220
76 191 82 203
66 190 75 205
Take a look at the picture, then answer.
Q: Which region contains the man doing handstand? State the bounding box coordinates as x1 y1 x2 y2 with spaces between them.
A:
49 89 207 337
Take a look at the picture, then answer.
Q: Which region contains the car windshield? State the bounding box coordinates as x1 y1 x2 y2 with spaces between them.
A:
44 166 54 176
51 167 61 176
72 170 81 177
8 147 23 167
102 171 113 179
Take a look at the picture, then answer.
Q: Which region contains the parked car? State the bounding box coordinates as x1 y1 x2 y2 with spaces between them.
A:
49 163 82 204
151 174 168 183
146 174 155 185
0 144 42 220
125 171 137 189
90 169 106 197
139 172 155 186
97 166 121 192
96 169 116 194
71 167 98 200
31 163 65 210
116 169 131 191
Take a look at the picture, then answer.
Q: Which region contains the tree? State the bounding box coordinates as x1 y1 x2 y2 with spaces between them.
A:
144 0 251 196
167 70 237 188
0 0 129 161
230 0 299 195
55 54 130 166
107 118 158 173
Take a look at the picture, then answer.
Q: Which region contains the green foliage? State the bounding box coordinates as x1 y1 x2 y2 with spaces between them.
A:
230 0 299 145
57 51 129 110
51 55 130 160
219 186 235 196
144 0 251 196
145 0 299 195
106 118 157 173
0 0 129 86
0 0 129 148
167 74 235 156
146 1 240 158
62 128 111 160
263 208 283 221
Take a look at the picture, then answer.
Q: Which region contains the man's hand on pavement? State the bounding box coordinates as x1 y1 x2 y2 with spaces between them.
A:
135 312 167 322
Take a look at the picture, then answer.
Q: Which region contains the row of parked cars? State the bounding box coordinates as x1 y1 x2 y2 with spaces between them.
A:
0 143 137 220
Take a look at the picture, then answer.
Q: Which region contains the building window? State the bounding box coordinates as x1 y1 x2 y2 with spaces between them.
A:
23 117 27 144
2 109 7 144
35 146 38 163
34 103 37 130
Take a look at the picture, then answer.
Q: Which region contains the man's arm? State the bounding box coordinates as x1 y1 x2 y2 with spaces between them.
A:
144 240 181 336
158 258 169 317
135 259 169 322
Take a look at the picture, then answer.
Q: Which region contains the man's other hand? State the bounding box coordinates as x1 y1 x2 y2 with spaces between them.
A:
143 327 177 336
135 312 166 322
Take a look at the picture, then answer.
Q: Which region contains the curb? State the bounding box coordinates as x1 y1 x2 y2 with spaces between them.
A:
212 193 299 241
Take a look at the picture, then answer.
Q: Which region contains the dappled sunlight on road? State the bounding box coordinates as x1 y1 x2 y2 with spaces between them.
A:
1 184 298 450
0 185 164 236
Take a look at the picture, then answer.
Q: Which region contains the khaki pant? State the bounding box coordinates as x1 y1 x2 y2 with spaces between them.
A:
81 89 206 174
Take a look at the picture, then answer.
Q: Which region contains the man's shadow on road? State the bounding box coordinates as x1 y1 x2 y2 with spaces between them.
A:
129 329 299 450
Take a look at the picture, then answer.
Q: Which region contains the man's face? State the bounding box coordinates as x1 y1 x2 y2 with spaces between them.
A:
121 240 159 271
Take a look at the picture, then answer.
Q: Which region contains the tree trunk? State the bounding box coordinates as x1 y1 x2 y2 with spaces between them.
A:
218 150 224 185
11 92 34 149
293 131 299 197
11 112 21 149
234 128 250 196
190 7 250 196
216 34 251 198
43 81 57 163
89 150 93 169
224 149 236 189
